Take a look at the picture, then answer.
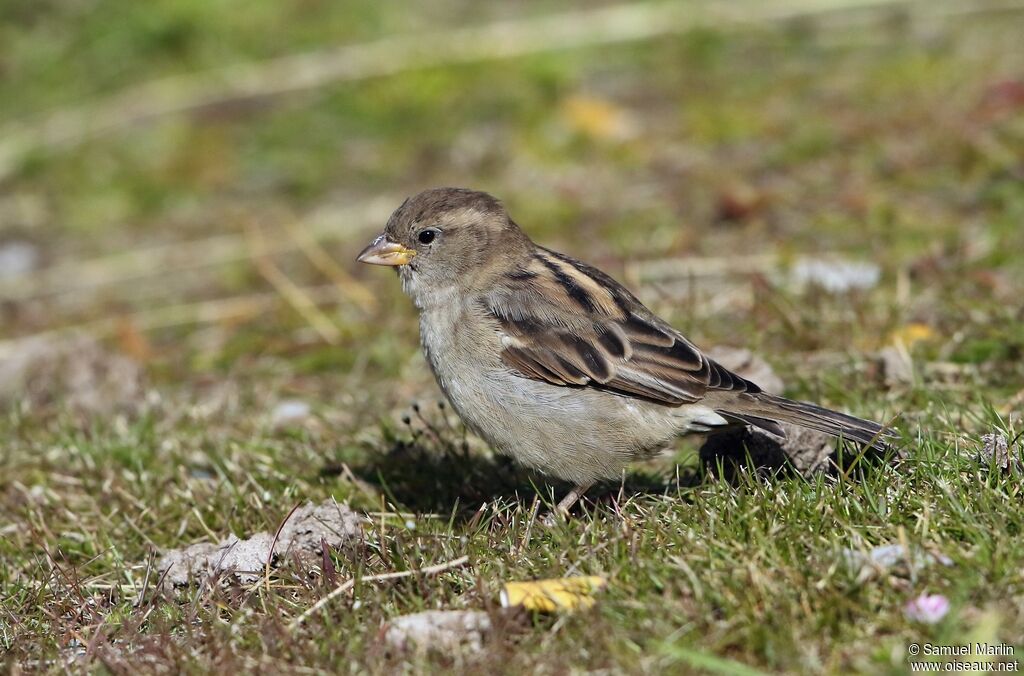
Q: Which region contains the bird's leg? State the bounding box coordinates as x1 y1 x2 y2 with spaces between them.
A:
539 483 595 526
555 482 594 517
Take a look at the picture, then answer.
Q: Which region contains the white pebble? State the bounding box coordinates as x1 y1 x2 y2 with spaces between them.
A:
271 400 311 426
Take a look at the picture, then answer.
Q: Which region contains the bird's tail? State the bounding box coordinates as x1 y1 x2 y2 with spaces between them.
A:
722 393 895 451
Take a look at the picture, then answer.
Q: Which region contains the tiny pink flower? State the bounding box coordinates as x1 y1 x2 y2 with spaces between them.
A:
904 593 950 624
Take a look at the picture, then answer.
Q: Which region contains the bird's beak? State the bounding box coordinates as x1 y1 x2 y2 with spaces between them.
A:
356 234 416 266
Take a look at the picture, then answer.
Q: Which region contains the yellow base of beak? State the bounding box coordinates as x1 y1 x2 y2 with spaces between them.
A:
357 235 417 266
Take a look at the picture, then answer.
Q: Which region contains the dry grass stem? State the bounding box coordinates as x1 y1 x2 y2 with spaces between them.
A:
288 555 471 630
246 222 342 345
284 218 377 313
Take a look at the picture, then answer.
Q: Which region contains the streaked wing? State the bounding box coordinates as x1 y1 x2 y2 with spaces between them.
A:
484 247 760 406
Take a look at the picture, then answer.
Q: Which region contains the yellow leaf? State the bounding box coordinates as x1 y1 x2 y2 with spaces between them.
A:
501 576 607 613
561 96 635 141
889 322 936 347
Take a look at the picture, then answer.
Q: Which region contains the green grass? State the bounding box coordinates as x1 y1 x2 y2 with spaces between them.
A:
2 1 1024 673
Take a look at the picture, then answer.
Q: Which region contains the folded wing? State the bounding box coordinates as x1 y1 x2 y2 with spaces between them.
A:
484 248 760 406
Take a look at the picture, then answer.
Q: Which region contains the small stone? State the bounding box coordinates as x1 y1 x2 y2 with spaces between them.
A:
276 501 363 556
383 610 492 653
0 240 40 279
271 400 311 427
791 257 880 293
878 345 914 386
159 533 274 585
157 501 362 587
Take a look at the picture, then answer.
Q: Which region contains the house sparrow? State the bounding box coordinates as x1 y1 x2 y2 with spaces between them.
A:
358 188 893 514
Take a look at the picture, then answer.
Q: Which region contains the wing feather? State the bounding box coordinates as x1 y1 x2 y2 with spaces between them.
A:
484 250 757 406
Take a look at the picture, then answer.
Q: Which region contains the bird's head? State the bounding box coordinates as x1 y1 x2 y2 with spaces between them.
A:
357 187 530 305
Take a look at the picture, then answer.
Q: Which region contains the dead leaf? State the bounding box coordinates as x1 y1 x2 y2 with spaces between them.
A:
888 322 935 348
715 181 767 223
501 576 606 613
115 319 154 363
561 95 636 141
974 79 1024 120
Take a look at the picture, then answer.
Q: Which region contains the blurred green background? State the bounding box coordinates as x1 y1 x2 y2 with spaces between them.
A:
2 1 1023 672
2 0 1022 394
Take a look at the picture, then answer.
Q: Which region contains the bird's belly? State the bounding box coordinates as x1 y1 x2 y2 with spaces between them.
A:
428 353 717 484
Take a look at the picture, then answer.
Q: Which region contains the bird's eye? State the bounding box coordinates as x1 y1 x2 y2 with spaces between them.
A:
417 228 438 245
